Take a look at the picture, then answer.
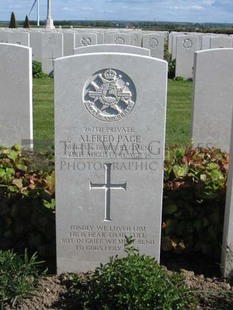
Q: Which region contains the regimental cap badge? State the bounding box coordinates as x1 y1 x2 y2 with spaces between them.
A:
83 68 136 122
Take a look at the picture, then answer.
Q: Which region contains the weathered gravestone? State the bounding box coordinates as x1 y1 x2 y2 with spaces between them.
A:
191 48 233 151
221 124 233 277
73 44 150 56
0 43 33 147
55 53 167 273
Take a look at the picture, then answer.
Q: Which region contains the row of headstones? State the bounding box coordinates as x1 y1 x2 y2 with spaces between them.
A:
0 28 167 75
2 28 233 79
169 32 233 79
1 42 233 276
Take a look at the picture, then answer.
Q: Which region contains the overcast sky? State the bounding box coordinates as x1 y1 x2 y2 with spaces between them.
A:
1 0 233 23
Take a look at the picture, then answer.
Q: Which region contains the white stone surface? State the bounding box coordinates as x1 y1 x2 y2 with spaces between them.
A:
55 52 167 273
0 30 11 43
201 36 211 50
73 44 150 56
74 33 97 48
191 48 233 151
210 36 233 48
175 35 199 79
8 31 30 47
130 31 142 47
142 34 164 59
63 31 75 56
41 32 63 75
105 32 131 45
30 31 42 61
0 43 33 147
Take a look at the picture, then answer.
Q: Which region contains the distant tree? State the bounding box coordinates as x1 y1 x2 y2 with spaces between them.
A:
23 15 30 28
9 12 17 28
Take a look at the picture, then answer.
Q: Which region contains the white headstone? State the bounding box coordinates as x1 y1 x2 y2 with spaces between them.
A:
142 34 164 59
0 30 10 43
30 31 43 61
63 31 75 56
175 35 199 79
168 32 174 54
130 31 142 47
171 32 184 60
8 31 30 47
73 44 150 56
191 48 233 151
85 30 104 44
105 32 131 45
201 35 211 50
210 36 233 49
0 44 32 147
41 32 63 75
75 33 97 48
55 53 167 273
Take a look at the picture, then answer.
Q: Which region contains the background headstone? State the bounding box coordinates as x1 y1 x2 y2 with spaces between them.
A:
191 48 233 151
130 31 142 47
41 32 63 75
63 31 75 56
175 35 199 79
201 35 211 50
105 32 131 45
210 36 232 49
30 31 42 61
8 31 30 47
0 30 10 43
73 44 150 56
75 33 97 48
0 43 33 147
142 34 164 59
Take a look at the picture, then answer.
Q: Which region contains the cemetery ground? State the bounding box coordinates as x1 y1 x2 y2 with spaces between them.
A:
1 78 233 309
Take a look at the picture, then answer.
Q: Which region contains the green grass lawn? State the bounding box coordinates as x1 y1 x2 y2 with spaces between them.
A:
33 78 193 149
166 80 193 147
33 78 54 150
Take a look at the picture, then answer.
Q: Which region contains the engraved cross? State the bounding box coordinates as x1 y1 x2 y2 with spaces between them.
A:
90 163 126 221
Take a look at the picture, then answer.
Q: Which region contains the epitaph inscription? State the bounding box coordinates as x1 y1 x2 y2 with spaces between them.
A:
62 225 155 253
83 68 136 122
